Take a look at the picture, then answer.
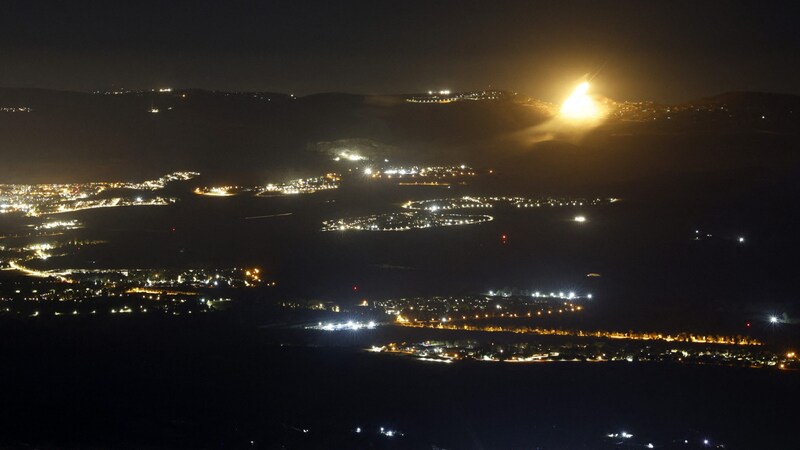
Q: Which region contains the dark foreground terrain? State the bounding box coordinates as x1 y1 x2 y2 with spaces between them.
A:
1 314 798 449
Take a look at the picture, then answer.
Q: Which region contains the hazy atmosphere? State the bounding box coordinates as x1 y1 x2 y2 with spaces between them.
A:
2 1 799 101
1 2 799 449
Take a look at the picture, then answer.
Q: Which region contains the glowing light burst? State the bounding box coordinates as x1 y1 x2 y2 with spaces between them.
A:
560 81 601 121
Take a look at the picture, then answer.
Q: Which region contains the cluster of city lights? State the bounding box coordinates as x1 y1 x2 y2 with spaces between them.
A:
362 164 476 180
0 106 33 113
402 195 617 212
321 211 493 232
307 320 378 331
321 195 615 233
374 337 790 371
193 186 243 197
372 293 587 323
257 173 341 195
488 290 592 300
332 150 368 162
605 432 720 449
31 220 83 231
64 267 270 289
0 265 271 317
0 171 197 216
606 432 634 439
406 89 508 103
195 174 341 197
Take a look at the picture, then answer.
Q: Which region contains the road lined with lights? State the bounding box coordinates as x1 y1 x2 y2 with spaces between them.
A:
394 320 763 346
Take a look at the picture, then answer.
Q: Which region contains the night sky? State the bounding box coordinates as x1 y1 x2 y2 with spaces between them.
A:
2 0 798 102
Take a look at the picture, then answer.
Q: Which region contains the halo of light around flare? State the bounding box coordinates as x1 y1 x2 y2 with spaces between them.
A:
560 81 601 121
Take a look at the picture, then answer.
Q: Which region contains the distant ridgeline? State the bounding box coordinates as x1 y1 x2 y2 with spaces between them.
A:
0 87 798 183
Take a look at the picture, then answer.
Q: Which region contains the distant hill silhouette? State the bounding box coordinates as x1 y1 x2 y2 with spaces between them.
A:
0 88 798 186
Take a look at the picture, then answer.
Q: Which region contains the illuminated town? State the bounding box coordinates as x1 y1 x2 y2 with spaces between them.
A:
257 173 341 195
1 238 107 276
362 164 478 180
306 320 378 331
322 194 616 231
0 106 32 113
331 149 368 162
403 195 618 211
370 338 795 370
321 210 493 231
0 171 198 216
0 266 272 317
194 174 341 197
405 89 514 103
192 185 250 196
371 292 589 322
30 219 83 231
194 163 484 198
2 3 800 446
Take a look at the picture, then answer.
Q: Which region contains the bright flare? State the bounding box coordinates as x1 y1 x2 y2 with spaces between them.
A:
560 82 600 121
